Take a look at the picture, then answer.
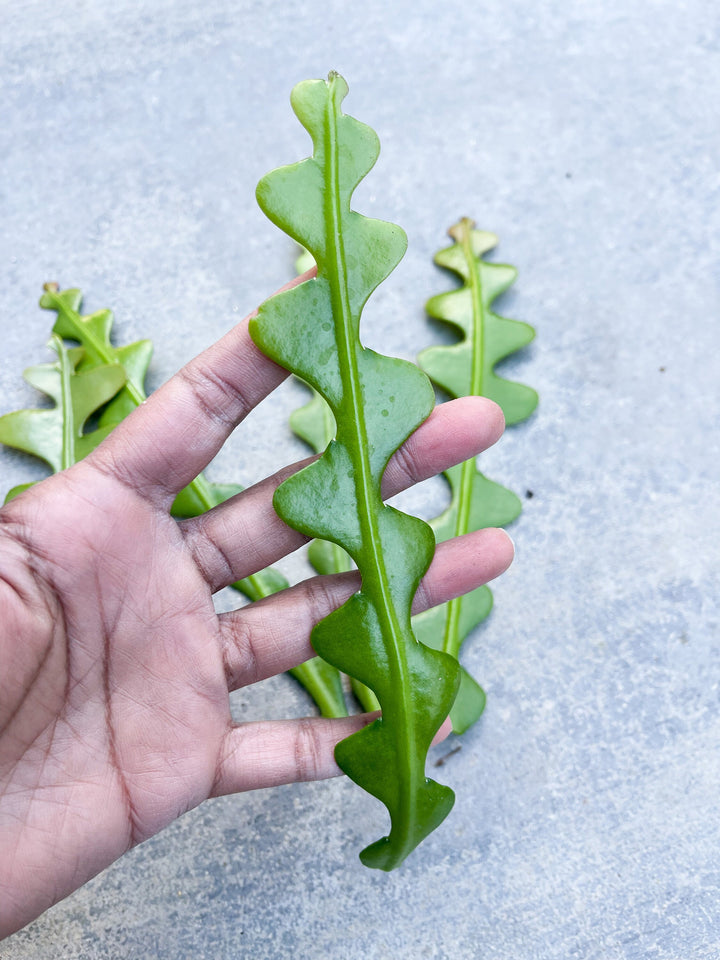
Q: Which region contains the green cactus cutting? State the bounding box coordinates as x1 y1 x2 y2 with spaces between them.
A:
414 218 537 733
250 73 460 870
0 334 126 503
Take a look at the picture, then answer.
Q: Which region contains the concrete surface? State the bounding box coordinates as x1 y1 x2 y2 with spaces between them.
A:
1 0 719 957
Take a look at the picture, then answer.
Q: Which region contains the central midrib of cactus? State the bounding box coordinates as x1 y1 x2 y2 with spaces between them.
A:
52 294 146 409
443 219 486 657
323 87 418 845
58 341 75 470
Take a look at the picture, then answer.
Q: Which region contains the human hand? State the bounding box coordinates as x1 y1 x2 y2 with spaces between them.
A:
0 285 513 937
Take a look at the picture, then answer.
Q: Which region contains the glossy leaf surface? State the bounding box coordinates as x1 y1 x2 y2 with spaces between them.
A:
0 335 126 503
289 384 351 716
415 218 537 732
42 284 153 427
250 74 460 869
419 221 537 425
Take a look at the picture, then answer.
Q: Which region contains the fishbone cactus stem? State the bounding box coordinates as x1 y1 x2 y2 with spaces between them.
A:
250 73 460 870
414 218 538 733
0 333 126 503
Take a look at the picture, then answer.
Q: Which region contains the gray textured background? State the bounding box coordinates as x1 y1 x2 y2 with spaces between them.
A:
2 0 719 957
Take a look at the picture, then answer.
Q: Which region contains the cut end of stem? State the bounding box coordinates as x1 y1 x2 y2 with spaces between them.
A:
448 218 476 242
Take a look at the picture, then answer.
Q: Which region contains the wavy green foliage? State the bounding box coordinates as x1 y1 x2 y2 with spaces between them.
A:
292 246 385 716
289 385 344 576
290 382 381 715
41 284 241 520
0 335 126 503
42 283 153 427
291 250 358 716
414 218 537 733
287 386 350 716
250 73 459 870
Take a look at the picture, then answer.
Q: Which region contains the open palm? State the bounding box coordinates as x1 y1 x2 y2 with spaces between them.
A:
0 297 512 937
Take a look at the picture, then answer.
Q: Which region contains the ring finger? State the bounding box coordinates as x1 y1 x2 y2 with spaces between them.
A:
182 395 505 593
217 526 514 690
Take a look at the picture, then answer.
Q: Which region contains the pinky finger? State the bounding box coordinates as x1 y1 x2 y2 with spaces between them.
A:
210 713 452 796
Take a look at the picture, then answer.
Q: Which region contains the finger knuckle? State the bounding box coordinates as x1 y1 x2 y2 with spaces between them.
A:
293 718 324 781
